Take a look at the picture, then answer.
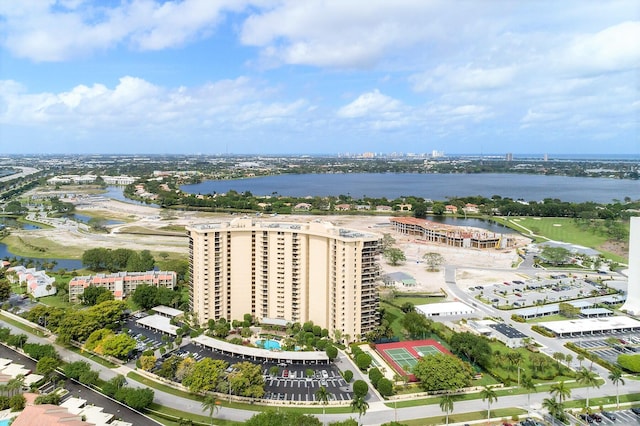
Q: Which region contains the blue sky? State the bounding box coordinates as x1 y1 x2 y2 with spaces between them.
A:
0 1 638 155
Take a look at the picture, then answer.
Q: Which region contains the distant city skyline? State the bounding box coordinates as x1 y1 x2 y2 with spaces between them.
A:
1 1 638 155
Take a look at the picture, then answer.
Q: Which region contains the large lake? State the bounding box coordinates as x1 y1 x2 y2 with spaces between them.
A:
181 173 640 203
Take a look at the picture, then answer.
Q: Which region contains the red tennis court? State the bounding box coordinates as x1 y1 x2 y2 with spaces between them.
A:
375 339 451 381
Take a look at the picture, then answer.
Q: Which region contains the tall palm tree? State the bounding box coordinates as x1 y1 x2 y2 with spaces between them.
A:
542 397 565 421
439 393 455 425
201 394 220 425
480 385 498 422
577 354 585 368
576 367 600 409
550 380 571 403
350 396 369 425
520 375 536 412
315 385 330 425
608 369 625 409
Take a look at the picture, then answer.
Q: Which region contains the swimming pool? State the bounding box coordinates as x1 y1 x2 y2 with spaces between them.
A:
256 339 281 350
0 418 11 426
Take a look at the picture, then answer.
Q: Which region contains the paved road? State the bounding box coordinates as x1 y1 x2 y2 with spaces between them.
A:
4 315 640 425
0 342 159 426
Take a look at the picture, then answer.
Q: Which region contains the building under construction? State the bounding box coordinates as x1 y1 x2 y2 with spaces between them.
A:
389 217 514 249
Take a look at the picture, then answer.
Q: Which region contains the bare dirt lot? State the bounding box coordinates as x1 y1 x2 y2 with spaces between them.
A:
13 191 531 292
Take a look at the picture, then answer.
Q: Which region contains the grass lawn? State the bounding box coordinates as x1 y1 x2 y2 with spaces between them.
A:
497 216 627 262
527 314 568 323
39 294 74 309
66 345 119 368
403 408 526 426
393 296 446 307
146 403 242 426
1 234 85 259
0 312 45 336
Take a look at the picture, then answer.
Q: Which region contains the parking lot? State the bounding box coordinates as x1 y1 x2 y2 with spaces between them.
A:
572 334 640 364
177 342 351 402
568 409 640 424
123 317 165 354
468 274 621 310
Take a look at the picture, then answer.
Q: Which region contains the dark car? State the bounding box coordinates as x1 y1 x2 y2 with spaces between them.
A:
589 413 602 423
632 407 640 416
579 414 594 423
601 411 616 421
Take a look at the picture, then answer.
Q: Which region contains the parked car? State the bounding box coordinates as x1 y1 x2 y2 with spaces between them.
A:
631 407 640 416
589 413 602 423
601 411 616 420
579 414 593 423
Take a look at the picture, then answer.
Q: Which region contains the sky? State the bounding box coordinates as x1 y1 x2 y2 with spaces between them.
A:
0 0 639 156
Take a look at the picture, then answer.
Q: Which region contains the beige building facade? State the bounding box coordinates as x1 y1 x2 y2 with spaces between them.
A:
187 218 381 338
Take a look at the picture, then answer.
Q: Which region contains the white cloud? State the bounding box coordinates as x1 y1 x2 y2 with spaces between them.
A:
337 89 402 119
240 0 457 68
0 76 306 133
411 65 517 93
556 21 640 74
0 0 246 61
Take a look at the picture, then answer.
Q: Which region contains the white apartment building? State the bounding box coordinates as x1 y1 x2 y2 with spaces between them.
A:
187 218 381 338
101 175 137 185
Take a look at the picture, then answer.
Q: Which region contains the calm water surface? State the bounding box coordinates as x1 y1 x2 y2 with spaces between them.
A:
181 173 640 203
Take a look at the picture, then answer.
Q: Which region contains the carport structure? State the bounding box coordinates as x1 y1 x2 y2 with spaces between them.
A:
542 316 640 337
192 335 329 365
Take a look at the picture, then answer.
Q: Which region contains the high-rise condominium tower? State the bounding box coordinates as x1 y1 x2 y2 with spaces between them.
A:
187 218 381 338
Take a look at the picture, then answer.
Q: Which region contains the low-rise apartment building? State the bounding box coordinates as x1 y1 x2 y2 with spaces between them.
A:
68 271 176 302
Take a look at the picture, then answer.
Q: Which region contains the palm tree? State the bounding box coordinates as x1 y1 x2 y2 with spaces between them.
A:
550 380 571 403
480 385 498 422
315 385 330 425
520 375 536 412
350 396 369 425
201 394 219 425
542 397 565 421
608 369 625 409
576 367 600 409
577 354 585 368
439 393 455 425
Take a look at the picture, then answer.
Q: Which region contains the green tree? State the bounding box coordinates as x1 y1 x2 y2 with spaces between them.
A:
350 395 369 425
550 380 570 403
480 385 497 421
423 252 444 271
315 385 330 425
439 393 455 425
228 361 265 398
412 353 473 392
326 345 338 361
401 311 430 340
608 369 625 409
245 411 321 426
352 380 369 398
542 397 565 421
63 361 92 381
355 353 372 370
201 394 220 425
520 374 536 411
101 333 136 359
449 332 491 368
36 356 59 383
576 367 600 408
383 248 406 266
541 246 571 265
132 284 159 310
0 280 10 301
183 358 229 393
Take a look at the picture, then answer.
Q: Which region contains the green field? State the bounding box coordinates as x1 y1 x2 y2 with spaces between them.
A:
499 217 628 262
